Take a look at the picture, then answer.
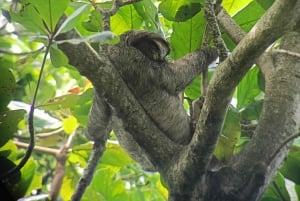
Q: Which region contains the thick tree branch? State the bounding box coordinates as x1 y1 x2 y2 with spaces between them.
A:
168 0 300 197
226 30 300 200
56 30 180 171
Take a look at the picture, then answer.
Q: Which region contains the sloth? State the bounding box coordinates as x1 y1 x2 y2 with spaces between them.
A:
86 30 218 170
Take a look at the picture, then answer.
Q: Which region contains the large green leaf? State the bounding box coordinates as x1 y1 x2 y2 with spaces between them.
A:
100 142 134 168
82 9 103 32
185 70 214 100
28 0 69 32
214 105 241 162
90 167 126 200
14 159 39 197
38 93 79 111
0 109 26 147
57 4 90 34
236 66 261 110
0 66 16 111
111 4 143 34
71 88 93 126
49 45 69 67
296 184 300 200
262 173 290 201
159 0 202 22
170 11 206 59
8 4 47 34
134 0 161 32
222 0 253 15
233 1 270 32
222 0 273 50
240 100 263 121
280 146 300 185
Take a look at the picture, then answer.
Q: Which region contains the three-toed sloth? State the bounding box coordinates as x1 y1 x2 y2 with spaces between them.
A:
86 30 218 170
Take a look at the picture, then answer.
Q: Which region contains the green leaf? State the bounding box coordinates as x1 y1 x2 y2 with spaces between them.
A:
71 88 93 126
296 184 300 200
57 4 90 34
0 156 21 184
82 8 103 33
222 0 253 15
240 100 263 121
0 66 16 111
170 11 206 59
236 66 261 109
9 4 47 34
89 167 126 200
86 31 119 44
280 146 300 185
28 0 69 32
233 1 268 32
134 0 160 32
38 94 79 111
111 4 143 34
214 106 241 162
262 173 290 201
185 70 214 100
63 116 78 134
0 110 26 147
49 45 69 67
159 0 202 22
101 142 134 167
14 159 38 197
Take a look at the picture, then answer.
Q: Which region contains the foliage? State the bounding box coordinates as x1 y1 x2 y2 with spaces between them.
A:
0 0 299 200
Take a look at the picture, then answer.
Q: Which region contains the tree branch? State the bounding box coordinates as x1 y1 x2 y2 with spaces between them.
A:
228 30 300 200
169 0 300 197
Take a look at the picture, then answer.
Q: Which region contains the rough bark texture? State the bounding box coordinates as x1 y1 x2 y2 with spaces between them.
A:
57 0 300 200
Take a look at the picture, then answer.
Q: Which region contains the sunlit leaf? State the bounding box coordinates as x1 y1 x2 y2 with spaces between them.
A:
38 94 79 111
89 167 126 200
63 116 79 134
222 0 253 16
101 142 134 167
57 3 90 34
233 1 269 32
9 4 47 34
111 4 143 34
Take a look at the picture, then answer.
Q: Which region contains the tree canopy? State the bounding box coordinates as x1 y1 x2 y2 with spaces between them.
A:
0 0 300 201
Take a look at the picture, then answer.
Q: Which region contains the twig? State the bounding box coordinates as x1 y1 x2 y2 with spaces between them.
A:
275 49 300 58
14 141 59 156
49 131 77 201
204 0 228 62
0 47 44 55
